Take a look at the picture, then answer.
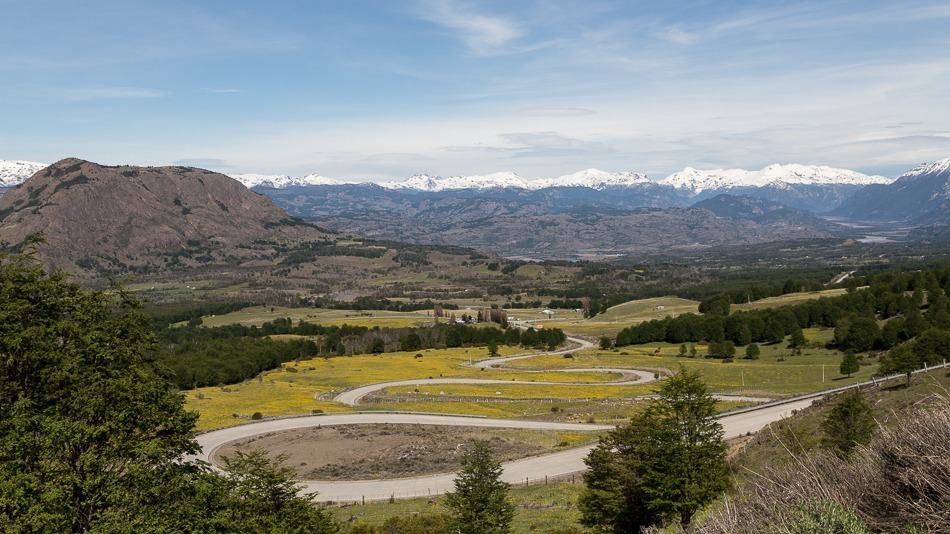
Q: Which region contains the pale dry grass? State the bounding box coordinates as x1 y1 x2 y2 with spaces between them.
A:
696 393 950 533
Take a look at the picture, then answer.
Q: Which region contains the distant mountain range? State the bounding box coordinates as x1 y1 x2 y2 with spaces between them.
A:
833 157 950 225
3 157 949 260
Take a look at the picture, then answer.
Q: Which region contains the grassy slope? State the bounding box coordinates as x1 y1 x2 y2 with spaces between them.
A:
730 367 950 479
508 289 850 338
508 329 875 396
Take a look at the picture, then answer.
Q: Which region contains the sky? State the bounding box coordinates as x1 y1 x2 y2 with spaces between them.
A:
2 0 950 181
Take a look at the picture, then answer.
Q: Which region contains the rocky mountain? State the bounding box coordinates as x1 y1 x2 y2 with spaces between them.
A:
832 158 950 224
0 158 327 273
661 163 890 192
283 187 839 259
662 164 892 213
237 162 888 214
691 194 840 228
379 168 652 192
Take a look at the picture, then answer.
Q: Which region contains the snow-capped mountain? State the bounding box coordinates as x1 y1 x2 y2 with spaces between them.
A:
0 160 47 187
228 173 360 189
661 164 892 193
537 168 650 190
380 169 649 191
381 172 534 192
900 157 950 179
834 157 950 223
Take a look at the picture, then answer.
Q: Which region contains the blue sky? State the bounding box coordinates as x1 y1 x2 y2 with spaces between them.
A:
2 0 950 180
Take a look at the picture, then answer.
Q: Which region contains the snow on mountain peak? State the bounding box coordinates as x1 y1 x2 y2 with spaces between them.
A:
381 172 532 191
540 168 650 190
0 160 48 187
382 169 649 191
660 163 892 193
228 172 358 188
901 157 950 179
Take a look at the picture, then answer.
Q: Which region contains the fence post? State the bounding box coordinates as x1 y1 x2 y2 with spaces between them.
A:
545 475 548 485
362 496 365 505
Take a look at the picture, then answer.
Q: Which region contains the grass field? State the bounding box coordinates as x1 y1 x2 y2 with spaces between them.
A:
186 345 639 430
508 329 878 396
732 287 850 311
507 290 849 338
193 305 436 328
330 481 586 533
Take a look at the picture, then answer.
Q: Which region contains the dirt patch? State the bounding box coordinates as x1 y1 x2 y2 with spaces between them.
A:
213 424 587 480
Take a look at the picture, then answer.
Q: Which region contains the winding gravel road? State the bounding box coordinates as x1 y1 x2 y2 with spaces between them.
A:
195 330 785 501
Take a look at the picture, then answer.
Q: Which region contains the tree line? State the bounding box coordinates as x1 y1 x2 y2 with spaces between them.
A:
615 266 950 358
156 318 566 389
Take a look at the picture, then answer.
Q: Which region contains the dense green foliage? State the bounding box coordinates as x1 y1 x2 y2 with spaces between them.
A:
444 441 515 534
821 390 876 458
0 255 336 532
616 266 950 358
579 370 728 531
879 327 950 384
156 318 566 389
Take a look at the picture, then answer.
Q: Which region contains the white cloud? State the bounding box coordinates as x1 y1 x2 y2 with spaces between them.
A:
416 0 524 55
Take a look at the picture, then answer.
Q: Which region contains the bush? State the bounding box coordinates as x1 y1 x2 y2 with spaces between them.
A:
696 395 950 533
251 412 263 420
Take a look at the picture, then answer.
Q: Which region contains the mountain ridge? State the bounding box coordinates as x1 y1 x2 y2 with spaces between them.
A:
0 158 326 274
832 157 950 224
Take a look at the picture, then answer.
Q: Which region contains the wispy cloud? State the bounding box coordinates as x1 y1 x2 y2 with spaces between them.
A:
58 86 165 101
205 88 242 94
415 0 524 55
656 25 699 45
517 105 597 117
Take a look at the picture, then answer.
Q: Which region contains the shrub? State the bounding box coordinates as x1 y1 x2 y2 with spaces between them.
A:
695 395 950 533
251 412 263 420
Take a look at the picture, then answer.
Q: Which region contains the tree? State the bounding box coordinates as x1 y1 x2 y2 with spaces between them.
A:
841 316 880 353
401 332 422 351
487 340 499 357
679 343 687 356
839 351 859 378
445 441 514 534
820 390 876 457
580 369 728 531
219 450 337 532
879 343 918 386
764 318 786 344
745 343 761 360
789 328 806 349
600 336 613 350
0 255 336 532
721 340 736 358
698 295 731 316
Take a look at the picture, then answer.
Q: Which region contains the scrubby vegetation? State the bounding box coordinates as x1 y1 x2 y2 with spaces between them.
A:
695 394 950 533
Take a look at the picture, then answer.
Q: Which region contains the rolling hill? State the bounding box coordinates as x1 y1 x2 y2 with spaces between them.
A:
0 158 331 273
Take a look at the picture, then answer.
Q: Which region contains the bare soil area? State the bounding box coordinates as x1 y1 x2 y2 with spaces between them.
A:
214 424 587 480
